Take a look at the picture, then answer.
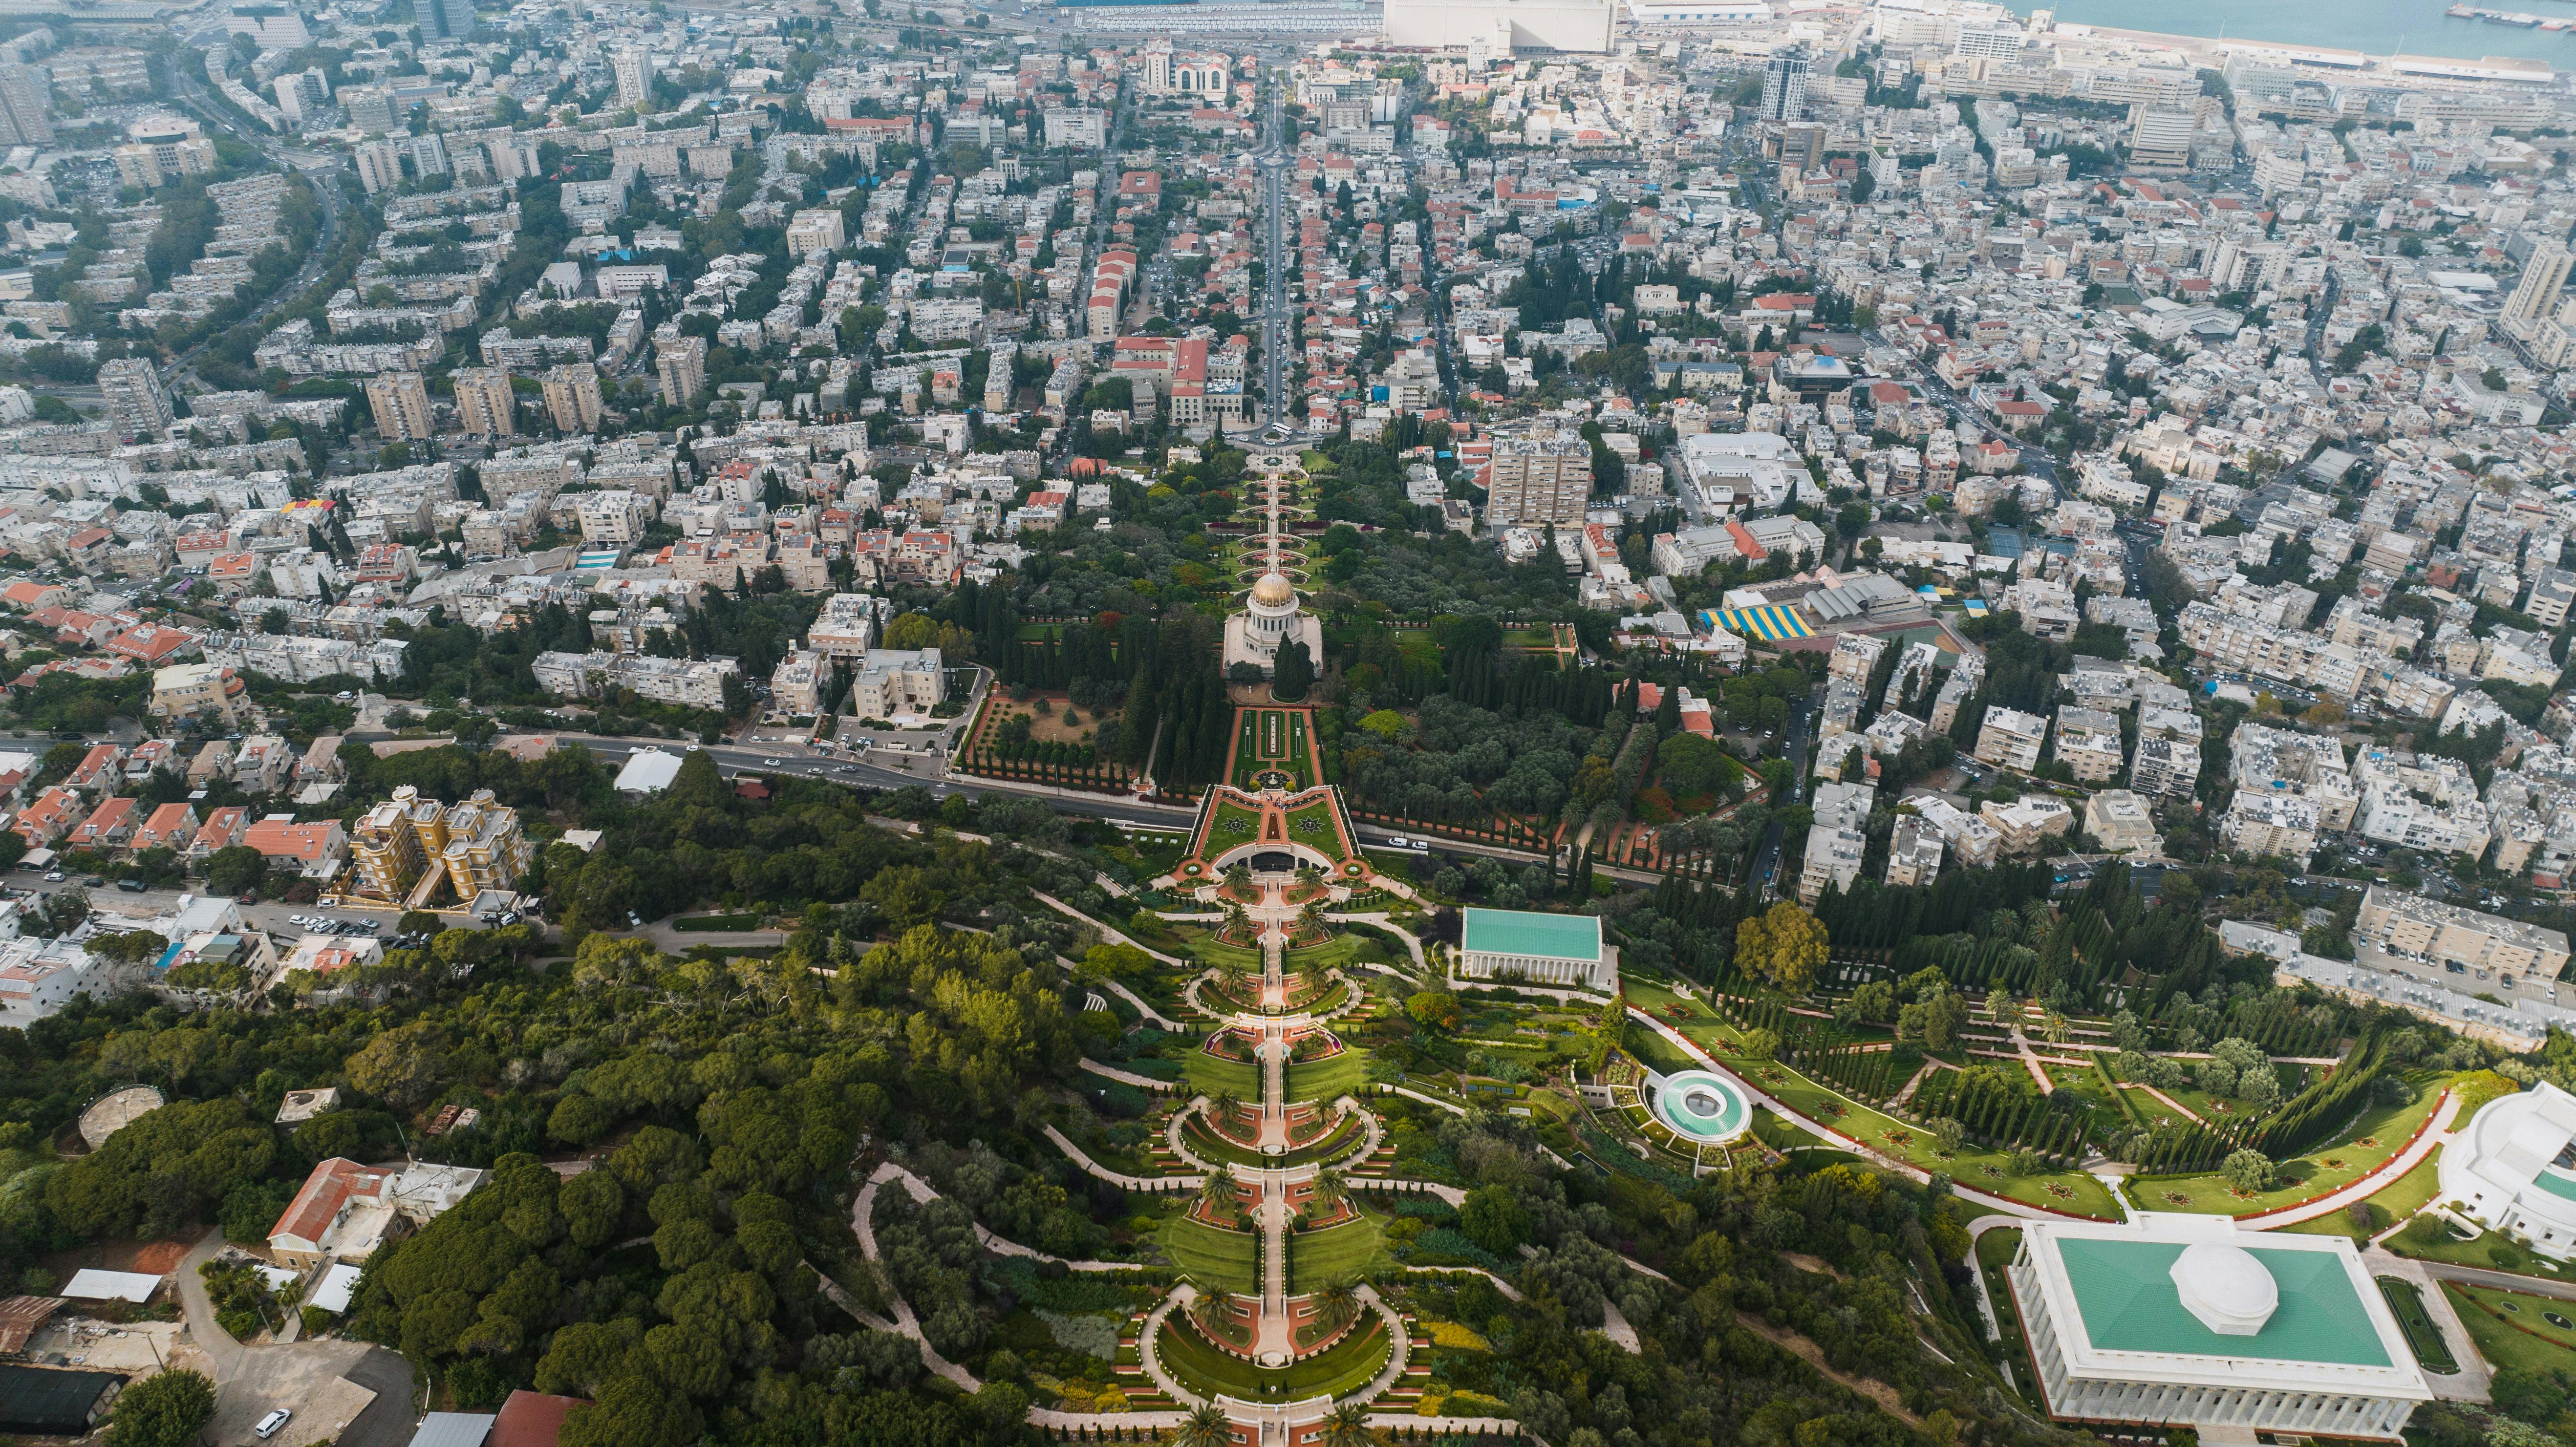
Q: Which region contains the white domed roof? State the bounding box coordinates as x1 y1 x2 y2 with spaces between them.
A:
1250 571 1297 608
2169 1242 2278 1336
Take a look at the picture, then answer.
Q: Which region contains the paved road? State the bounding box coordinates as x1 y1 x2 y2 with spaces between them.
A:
1748 694 1812 901
1258 79 1288 428
2408 1258 2576 1302
339 1349 422 1447
164 52 349 385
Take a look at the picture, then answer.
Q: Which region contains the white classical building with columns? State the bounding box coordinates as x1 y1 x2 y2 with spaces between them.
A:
1223 571 1323 680
2007 1213 2430 1442
1458 908 1617 992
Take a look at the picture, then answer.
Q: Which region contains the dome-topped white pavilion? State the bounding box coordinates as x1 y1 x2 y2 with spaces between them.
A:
1223 567 1322 680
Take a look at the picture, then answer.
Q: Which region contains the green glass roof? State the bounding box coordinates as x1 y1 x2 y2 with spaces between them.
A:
1460 908 1601 961
2056 1239 2391 1367
2535 1170 2576 1204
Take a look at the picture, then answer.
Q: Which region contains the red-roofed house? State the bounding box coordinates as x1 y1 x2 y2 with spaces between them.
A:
1725 518 1768 561
105 625 200 665
493 1391 588 1447
207 553 261 595
63 528 114 575
31 606 114 649
241 816 348 875
267 1157 394 1268
131 802 199 853
13 787 84 846
1993 398 2048 434
191 806 249 860
65 796 136 851
0 580 69 613
64 745 124 797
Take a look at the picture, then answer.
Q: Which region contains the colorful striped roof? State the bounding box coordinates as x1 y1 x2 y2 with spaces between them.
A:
1715 605 1813 641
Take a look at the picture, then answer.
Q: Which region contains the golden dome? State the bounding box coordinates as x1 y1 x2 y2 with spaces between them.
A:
1250 571 1297 608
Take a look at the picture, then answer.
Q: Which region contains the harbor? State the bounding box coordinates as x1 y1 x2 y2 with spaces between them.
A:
2445 5 2574 31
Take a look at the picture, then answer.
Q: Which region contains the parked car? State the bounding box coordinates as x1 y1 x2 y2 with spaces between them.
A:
42 872 63 882
256 1410 292 1440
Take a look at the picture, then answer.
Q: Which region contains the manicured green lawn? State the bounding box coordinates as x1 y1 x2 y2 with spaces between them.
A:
2127 1080 2449 1217
1289 1211 1387 1292
1974 1227 2048 1411
2447 1283 2576 1376
1184 1050 1262 1099
1156 1310 1390 1402
2280 1149 2446 1243
1623 975 2122 1215
1159 1214 1258 1294
1285 1049 1368 1103
2378 1277 2459 1374
1207 800 1263 852
1283 797 1343 858
1182 1115 1275 1169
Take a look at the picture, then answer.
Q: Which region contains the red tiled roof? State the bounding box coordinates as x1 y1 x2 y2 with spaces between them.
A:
269 1158 386 1250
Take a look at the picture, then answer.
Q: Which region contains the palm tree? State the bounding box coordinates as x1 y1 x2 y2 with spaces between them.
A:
1197 1163 1239 1217
1176 1403 1233 1447
1189 1289 1234 1341
1311 1276 1361 1334
1318 1399 1374 1447
1297 956 1331 1001
1213 951 1251 998
1208 1088 1243 1130
1310 1167 1349 1215
2043 1010 2070 1046
1296 899 1327 938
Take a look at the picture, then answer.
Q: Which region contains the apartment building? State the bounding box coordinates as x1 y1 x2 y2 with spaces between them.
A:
365 371 434 443
2222 790 2319 867
541 362 605 434
2052 706 2125 785
2177 600 2365 697
451 367 515 439
575 490 653 546
1797 780 1874 906
1886 813 1945 886
1909 796 2000 868
150 661 240 727
2084 790 2163 854
657 333 708 406
1979 794 2074 855
530 651 738 710
2128 734 2202 800
352 785 451 900
1974 705 2047 772
808 594 877 659
436 790 533 900
2356 884 2571 996
1825 632 1885 686
851 647 944 721
1483 437 1593 527
2230 723 2358 830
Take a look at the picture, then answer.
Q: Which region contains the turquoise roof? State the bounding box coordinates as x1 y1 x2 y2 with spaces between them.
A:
2057 1238 2390 1367
1460 908 1601 962
2535 1170 2576 1204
